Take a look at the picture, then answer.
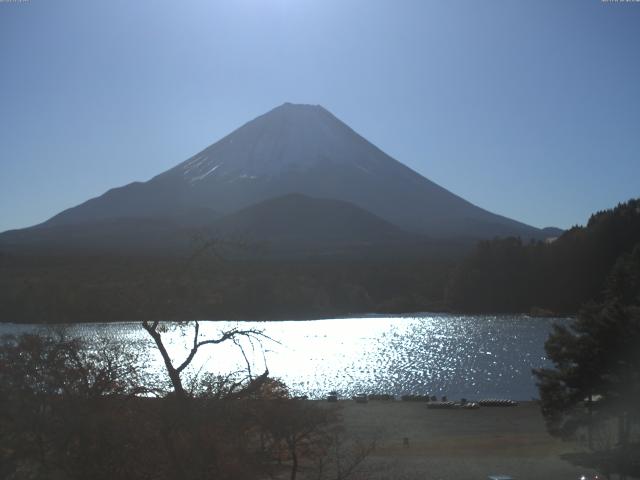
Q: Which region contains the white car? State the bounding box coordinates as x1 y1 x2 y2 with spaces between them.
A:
488 476 513 480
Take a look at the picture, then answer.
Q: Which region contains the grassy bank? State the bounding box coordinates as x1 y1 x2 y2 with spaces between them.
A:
330 400 603 480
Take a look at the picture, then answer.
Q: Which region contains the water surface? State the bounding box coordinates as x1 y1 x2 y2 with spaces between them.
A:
0 314 564 400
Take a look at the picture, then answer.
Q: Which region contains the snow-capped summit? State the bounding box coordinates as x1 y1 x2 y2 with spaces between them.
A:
32 103 544 240
170 102 386 184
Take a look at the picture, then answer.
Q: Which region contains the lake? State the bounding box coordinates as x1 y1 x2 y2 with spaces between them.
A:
0 314 565 400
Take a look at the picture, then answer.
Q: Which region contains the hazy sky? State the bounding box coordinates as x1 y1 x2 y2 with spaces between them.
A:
1 0 639 232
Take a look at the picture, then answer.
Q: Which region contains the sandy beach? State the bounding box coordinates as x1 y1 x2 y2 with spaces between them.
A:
324 400 601 480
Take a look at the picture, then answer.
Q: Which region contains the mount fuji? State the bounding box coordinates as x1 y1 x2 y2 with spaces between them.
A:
1 103 548 254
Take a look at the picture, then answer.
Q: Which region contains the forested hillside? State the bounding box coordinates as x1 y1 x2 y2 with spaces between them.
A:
446 199 640 314
0 254 452 323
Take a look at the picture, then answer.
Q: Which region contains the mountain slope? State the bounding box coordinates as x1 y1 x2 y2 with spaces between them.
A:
0 218 198 255
208 193 415 249
15 103 545 241
0 195 433 258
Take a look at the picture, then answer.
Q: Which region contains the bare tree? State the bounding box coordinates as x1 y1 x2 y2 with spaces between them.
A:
313 432 377 480
259 398 336 480
141 319 269 399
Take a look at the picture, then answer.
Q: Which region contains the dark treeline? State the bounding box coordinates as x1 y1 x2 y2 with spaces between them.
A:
446 198 640 314
0 254 453 323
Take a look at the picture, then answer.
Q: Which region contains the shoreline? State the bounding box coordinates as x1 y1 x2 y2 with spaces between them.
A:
0 311 573 325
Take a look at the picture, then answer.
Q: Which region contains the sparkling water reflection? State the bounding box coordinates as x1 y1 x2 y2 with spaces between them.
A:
0 314 566 400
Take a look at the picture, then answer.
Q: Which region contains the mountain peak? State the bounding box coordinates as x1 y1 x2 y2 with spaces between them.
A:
168 102 362 184
260 101 333 123
34 103 545 241
277 102 325 110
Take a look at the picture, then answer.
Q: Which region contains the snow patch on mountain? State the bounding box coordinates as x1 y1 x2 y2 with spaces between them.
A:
189 163 222 182
182 155 209 175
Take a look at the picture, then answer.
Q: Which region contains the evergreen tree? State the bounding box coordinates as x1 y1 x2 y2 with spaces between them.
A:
533 243 640 476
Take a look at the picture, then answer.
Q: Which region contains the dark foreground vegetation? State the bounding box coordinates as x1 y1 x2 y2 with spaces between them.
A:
0 324 374 480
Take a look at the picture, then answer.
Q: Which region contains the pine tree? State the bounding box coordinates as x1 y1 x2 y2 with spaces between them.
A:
533 244 640 476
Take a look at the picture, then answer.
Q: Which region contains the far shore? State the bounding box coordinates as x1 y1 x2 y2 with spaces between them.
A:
0 310 574 325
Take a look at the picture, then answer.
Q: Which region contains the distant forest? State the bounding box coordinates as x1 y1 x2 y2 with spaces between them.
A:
0 255 453 323
1 198 639 323
447 198 640 314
